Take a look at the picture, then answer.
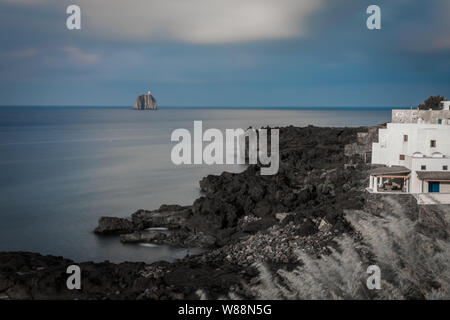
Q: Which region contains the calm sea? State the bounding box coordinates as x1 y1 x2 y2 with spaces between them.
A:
0 107 396 263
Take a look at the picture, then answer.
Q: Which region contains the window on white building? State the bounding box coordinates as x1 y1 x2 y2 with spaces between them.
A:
403 135 408 142
421 165 426 170
430 140 436 148
399 154 405 160
444 165 448 171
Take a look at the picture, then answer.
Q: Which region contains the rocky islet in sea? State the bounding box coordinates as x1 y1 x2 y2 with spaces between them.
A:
133 91 158 110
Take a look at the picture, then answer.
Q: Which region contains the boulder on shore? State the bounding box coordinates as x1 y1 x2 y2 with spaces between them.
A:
94 217 134 234
133 91 157 110
131 205 192 229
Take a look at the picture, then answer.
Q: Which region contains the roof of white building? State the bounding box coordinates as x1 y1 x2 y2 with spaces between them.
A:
416 171 450 180
370 166 410 176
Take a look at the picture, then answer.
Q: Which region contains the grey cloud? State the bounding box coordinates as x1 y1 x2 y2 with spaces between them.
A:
77 0 325 44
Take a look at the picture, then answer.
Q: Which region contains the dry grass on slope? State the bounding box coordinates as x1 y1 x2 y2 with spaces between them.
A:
248 197 450 300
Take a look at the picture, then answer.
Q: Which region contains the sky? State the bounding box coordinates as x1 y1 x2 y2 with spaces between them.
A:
0 0 449 107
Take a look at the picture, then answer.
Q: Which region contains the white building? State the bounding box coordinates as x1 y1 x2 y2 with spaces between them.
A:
368 102 450 196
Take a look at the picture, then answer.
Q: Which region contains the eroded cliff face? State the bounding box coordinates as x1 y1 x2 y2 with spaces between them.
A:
133 92 157 110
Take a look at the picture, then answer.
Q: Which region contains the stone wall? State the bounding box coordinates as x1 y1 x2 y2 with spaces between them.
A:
364 192 418 217
392 109 450 124
344 126 379 163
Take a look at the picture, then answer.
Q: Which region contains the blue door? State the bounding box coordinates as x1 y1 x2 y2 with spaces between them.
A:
428 182 440 193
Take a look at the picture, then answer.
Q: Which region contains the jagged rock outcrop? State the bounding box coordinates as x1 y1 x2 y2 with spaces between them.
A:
94 217 134 234
94 126 370 249
131 205 191 229
133 91 157 110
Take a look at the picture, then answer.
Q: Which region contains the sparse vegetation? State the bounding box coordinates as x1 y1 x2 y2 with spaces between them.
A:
417 95 446 110
247 196 450 300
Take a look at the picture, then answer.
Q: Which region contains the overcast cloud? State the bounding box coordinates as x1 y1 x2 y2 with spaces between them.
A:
77 0 324 43
0 0 449 106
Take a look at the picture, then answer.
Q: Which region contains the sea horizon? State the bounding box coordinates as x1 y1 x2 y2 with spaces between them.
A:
0 105 412 110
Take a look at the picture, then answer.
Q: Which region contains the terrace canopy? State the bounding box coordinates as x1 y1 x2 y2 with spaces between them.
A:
369 166 411 192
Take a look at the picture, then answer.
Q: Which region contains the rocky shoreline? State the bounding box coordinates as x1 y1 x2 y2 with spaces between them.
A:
1 125 448 300
94 126 369 251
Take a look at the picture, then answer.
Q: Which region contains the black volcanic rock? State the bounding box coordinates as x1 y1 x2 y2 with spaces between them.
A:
131 205 192 230
94 126 369 247
133 91 157 110
2 125 449 300
94 217 134 234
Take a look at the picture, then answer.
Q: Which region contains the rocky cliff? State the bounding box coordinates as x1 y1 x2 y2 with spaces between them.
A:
133 91 157 110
